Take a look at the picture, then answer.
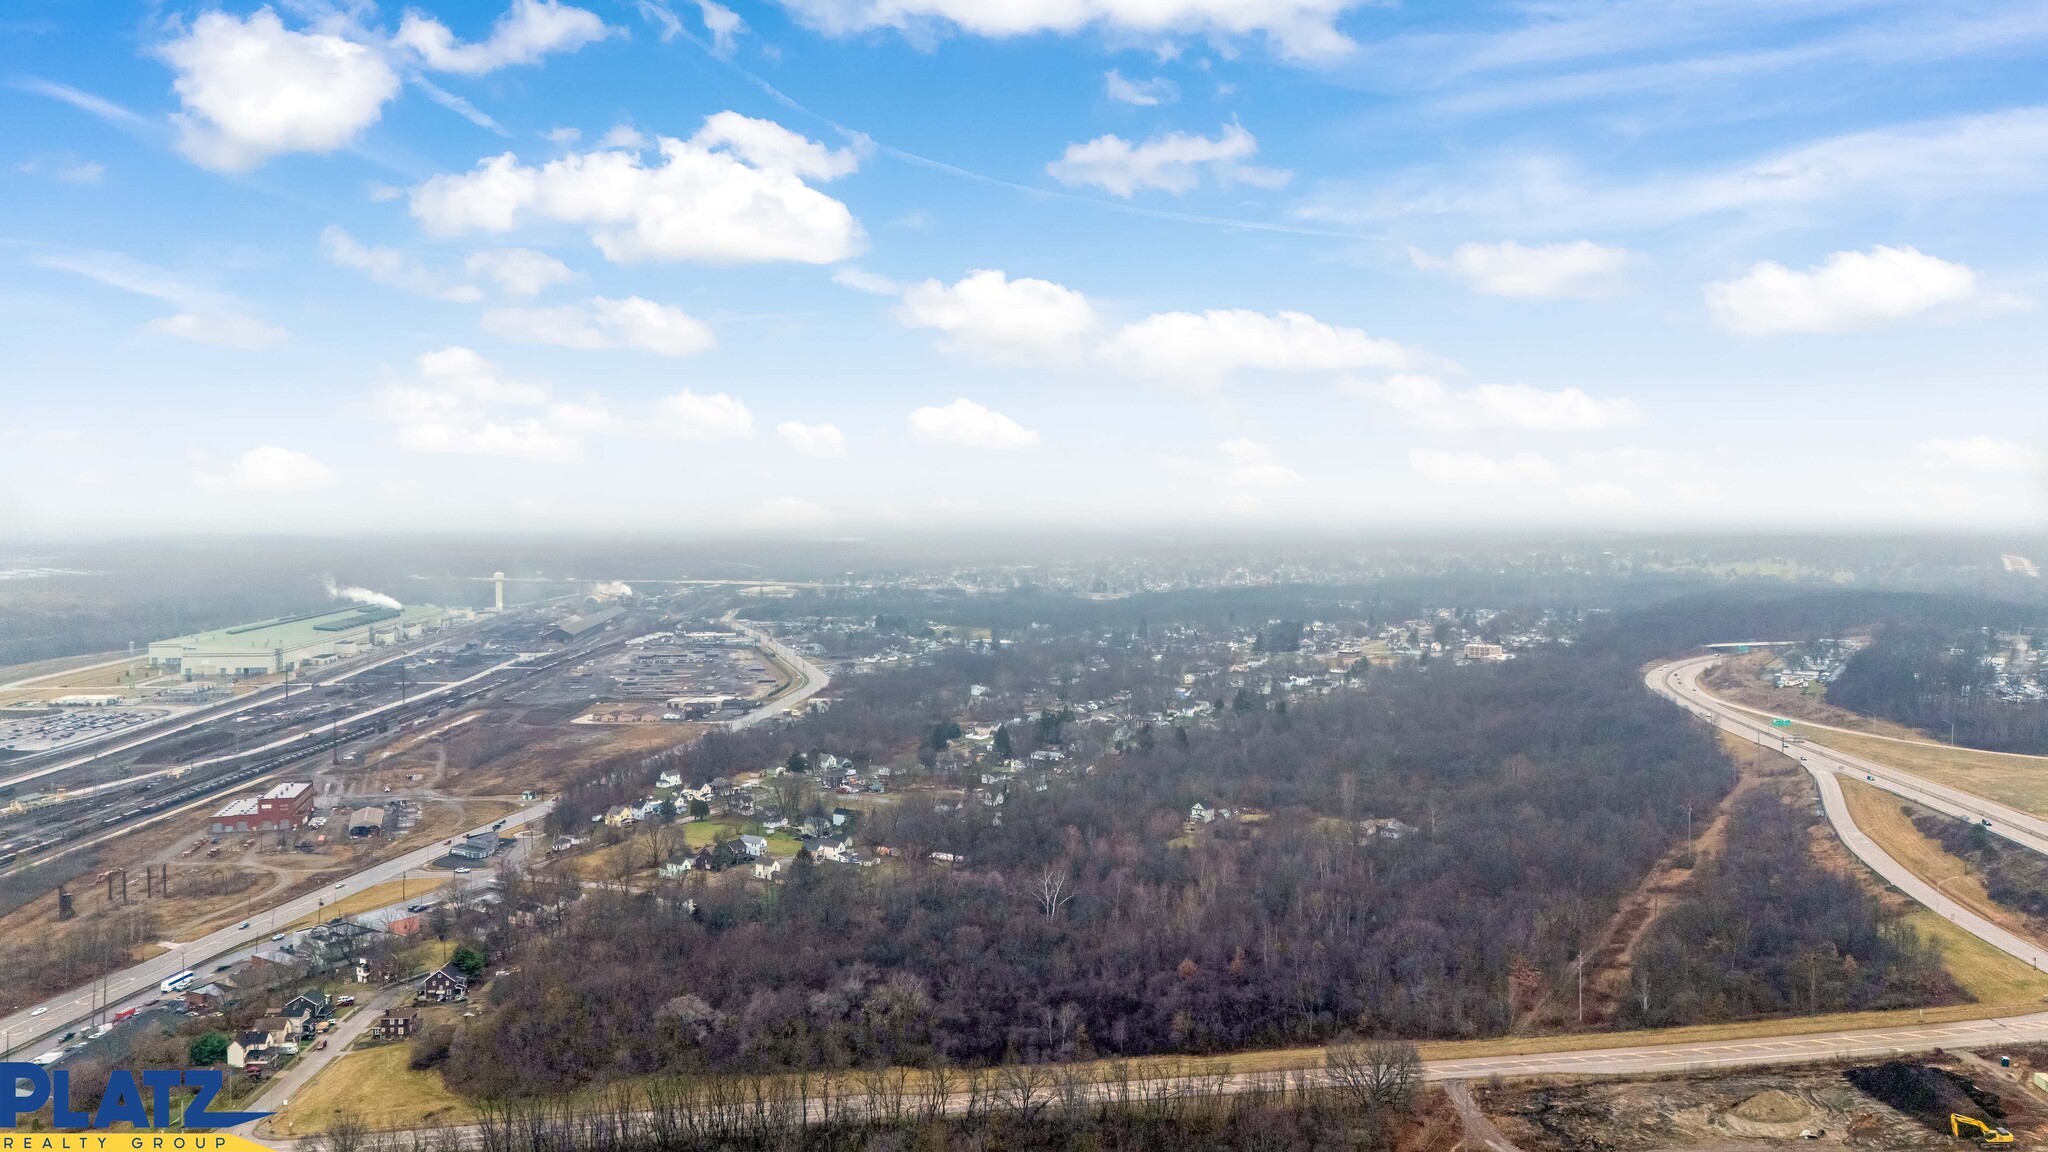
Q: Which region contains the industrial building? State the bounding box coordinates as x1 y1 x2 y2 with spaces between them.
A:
542 606 622 643
209 781 315 834
149 604 449 677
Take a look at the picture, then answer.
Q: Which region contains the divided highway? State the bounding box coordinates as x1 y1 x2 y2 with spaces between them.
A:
0 802 554 1061
1648 656 2048 969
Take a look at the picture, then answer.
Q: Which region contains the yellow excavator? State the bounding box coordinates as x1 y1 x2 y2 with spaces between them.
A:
1951 1113 2015 1143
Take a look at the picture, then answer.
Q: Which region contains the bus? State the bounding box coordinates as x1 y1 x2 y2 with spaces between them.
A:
158 969 196 994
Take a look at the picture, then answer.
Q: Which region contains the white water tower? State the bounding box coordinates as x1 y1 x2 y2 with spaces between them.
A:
494 571 505 612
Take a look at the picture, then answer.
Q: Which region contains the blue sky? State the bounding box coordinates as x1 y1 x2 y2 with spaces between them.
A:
3 0 2045 535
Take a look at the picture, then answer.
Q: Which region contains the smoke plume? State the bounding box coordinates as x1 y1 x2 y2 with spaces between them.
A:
322 576 402 610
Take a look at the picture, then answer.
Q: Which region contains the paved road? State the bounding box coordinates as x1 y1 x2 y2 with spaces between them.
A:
1656 657 2048 865
189 646 2048 1144
726 622 829 730
1647 656 2048 969
0 801 552 1061
235 982 414 1138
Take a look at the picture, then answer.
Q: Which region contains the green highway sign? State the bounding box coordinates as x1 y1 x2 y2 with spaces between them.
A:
1771 718 1792 727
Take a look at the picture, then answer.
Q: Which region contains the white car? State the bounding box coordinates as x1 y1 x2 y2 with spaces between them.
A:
334 882 346 889
454 867 472 874
30 1006 48 1016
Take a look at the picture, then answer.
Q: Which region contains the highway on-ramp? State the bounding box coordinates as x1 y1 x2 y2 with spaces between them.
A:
1648 655 2048 969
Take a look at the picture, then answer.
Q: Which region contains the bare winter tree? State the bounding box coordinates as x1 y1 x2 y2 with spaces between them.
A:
1036 865 1075 921
1323 1037 1421 1117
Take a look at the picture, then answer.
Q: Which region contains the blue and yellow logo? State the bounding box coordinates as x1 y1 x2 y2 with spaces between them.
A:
4 1065 271 1150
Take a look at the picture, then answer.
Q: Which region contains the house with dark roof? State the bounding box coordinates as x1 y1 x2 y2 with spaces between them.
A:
419 963 469 1003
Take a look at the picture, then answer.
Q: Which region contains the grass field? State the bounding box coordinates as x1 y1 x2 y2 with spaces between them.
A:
1802 722 2048 818
681 820 802 856
285 877 449 929
270 1043 477 1135
1838 777 2048 1002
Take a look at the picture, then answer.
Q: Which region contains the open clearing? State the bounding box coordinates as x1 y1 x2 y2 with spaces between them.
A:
270 1042 476 1135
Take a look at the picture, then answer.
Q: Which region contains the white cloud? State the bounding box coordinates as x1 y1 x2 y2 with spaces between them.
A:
13 78 148 130
660 389 755 439
894 269 1098 361
1412 240 1632 299
1105 70 1178 105
158 9 401 172
1408 447 1559 485
375 346 595 460
772 0 1365 60
1918 436 2041 472
908 399 1040 450
1308 106 2048 234
1565 481 1640 509
602 124 651 150
144 312 289 349
465 248 578 296
1048 124 1289 197
696 1 747 56
394 0 612 75
832 268 900 295
1350 374 1638 431
36 249 290 348
483 296 715 357
228 446 337 491
1104 309 1428 385
1220 439 1303 489
411 112 863 265
54 161 104 185
321 226 482 302
1705 245 1980 336
777 420 847 458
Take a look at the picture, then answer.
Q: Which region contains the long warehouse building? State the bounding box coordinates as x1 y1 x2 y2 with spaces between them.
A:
148 604 450 677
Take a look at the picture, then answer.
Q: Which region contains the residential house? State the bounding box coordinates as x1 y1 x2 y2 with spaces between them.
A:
183 983 228 1013
279 991 330 1036
811 836 850 863
659 858 696 878
377 1009 420 1040
830 807 855 827
798 816 830 838
226 1033 275 1074
738 834 768 859
601 805 637 827
750 857 786 881
657 771 683 789
1189 803 1215 824
419 964 469 1003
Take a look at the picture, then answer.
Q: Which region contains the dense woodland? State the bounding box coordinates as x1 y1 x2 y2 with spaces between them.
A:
1828 625 2048 753
460 646 1751 1096
1618 785 1957 1027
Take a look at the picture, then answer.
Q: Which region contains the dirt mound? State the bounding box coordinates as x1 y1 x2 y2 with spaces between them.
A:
1731 1089 1809 1123
1843 1061 2003 1132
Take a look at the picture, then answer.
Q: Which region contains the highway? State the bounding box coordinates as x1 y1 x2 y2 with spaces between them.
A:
61 643 2048 1140
1655 657 2048 867
0 801 553 1061
2 614 828 1066
1648 656 2048 969
727 621 830 730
